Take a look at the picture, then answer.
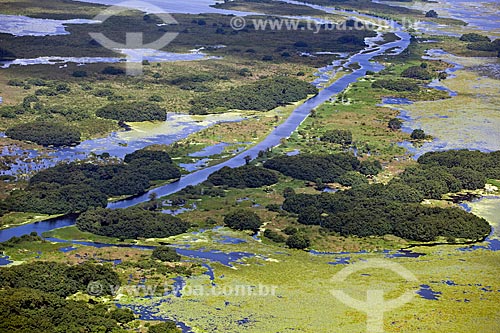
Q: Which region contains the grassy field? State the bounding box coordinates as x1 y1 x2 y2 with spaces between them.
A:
1 1 500 332
0 212 62 229
5 218 498 332
0 0 106 19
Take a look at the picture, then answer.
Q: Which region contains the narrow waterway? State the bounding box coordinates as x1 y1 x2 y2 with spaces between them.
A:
0 16 410 242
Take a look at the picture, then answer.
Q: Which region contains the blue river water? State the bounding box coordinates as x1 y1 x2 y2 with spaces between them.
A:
0 13 411 245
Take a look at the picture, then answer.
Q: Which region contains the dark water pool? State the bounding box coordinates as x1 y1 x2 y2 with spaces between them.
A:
417 284 442 300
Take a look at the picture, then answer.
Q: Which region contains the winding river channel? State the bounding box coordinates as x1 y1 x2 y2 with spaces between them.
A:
0 13 411 241
1 2 499 332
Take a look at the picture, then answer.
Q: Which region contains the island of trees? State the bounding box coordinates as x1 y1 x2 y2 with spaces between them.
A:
263 152 382 183
96 101 167 122
76 207 190 239
1 149 180 215
5 121 81 147
207 165 279 188
189 76 318 114
278 150 497 242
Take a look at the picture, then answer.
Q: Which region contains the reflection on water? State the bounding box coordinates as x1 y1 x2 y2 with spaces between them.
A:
0 12 412 248
0 14 98 36
0 49 214 69
1 112 243 178
417 284 442 300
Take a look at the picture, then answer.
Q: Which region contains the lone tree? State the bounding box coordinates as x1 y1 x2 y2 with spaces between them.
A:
286 234 311 250
411 129 426 140
152 246 181 262
388 118 403 130
425 10 438 18
224 209 262 231
244 155 251 165
321 129 353 145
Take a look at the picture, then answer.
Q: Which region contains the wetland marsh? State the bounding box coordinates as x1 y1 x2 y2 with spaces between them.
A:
0 0 499 332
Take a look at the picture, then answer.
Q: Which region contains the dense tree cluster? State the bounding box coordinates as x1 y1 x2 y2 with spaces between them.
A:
410 129 426 140
336 171 369 187
0 232 43 250
189 77 318 114
280 150 498 242
96 102 167 122
282 184 490 242
207 165 279 188
359 160 383 176
393 150 499 198
101 66 125 75
417 150 500 177
76 207 190 239
5 121 81 146
224 209 262 231
124 149 181 181
388 118 403 130
286 233 311 249
0 288 132 333
372 78 420 92
400 66 433 80
466 41 500 52
5 184 108 215
320 129 353 145
152 246 181 262
0 259 130 332
425 10 438 18
263 153 379 183
3 149 180 215
263 229 286 243
0 261 119 297
0 47 15 60
460 33 491 42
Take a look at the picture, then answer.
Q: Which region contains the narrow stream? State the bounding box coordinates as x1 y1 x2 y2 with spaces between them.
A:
0 18 411 241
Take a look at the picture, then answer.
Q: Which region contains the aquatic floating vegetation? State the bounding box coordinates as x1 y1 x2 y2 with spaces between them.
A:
176 248 255 267
0 113 244 178
179 158 210 172
161 203 197 216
